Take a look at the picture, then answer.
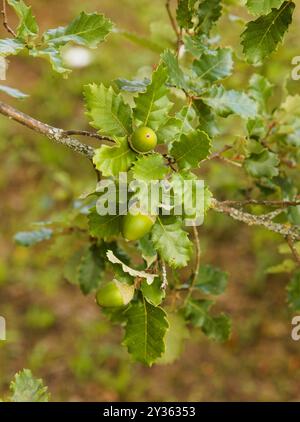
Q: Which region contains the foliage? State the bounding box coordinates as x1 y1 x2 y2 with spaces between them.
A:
1 0 300 372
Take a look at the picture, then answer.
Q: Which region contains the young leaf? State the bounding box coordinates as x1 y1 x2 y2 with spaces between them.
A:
10 369 50 402
14 228 53 246
7 0 39 39
107 250 157 285
141 277 165 306
287 271 300 311
151 217 193 268
195 265 228 295
43 12 113 48
192 48 233 83
88 209 122 240
175 104 198 137
244 150 280 178
138 235 157 268
123 298 169 366
93 137 136 177
78 244 105 294
131 153 169 182
193 99 219 137
156 117 183 144
241 1 295 66
84 84 133 137
158 313 189 364
246 0 286 15
0 84 28 99
170 130 211 169
202 86 258 119
134 63 173 131
0 38 25 56
29 47 71 75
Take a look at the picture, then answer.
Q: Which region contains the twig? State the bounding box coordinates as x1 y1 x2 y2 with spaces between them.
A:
165 0 179 37
184 224 201 305
62 130 114 143
1 0 16 37
221 199 300 208
0 101 95 160
212 199 300 241
287 235 300 266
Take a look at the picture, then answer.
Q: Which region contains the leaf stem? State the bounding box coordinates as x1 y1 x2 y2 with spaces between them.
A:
1 0 16 37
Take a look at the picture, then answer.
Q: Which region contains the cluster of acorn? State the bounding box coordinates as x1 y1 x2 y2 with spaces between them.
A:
96 126 157 309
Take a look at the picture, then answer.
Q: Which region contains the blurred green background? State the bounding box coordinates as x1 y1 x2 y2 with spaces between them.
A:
1 0 300 401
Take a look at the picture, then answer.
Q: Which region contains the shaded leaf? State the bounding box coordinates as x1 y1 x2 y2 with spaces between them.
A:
123 298 169 366
158 313 189 364
287 271 300 311
241 2 295 65
244 150 279 178
88 209 122 240
78 244 105 294
131 153 169 182
195 265 228 295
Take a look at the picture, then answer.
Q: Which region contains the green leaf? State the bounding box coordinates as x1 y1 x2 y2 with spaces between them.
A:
246 0 286 15
29 47 71 75
244 150 279 178
43 12 113 48
134 63 173 131
14 228 53 246
287 271 300 311
78 244 105 294
170 130 211 169
202 86 258 119
141 277 165 306
175 104 198 138
184 34 212 58
195 265 228 295
202 313 232 342
123 298 169 366
193 48 233 83
7 0 39 39
158 313 189 364
156 117 183 144
88 209 122 240
151 217 193 268
241 1 295 66
10 369 50 402
84 83 133 137
131 153 169 182
161 49 188 91
185 299 231 342
195 0 222 34
115 78 150 93
0 38 25 56
93 137 136 177
0 84 28 99
248 74 273 114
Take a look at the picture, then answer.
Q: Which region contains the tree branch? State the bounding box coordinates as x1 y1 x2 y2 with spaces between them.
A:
0 101 95 160
62 129 113 143
212 199 300 241
287 235 300 266
221 199 300 208
1 0 16 37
